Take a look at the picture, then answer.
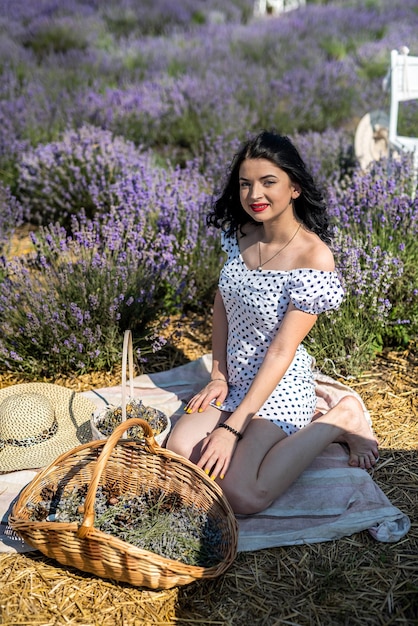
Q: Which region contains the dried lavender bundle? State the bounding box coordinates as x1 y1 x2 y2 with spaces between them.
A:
96 399 167 438
28 484 224 567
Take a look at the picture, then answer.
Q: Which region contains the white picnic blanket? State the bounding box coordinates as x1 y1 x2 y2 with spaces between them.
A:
0 355 410 553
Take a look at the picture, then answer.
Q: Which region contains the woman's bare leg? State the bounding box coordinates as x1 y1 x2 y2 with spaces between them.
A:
167 395 379 515
166 406 226 463
221 395 379 514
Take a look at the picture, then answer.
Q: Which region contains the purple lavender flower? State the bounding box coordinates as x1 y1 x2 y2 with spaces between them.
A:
0 184 24 253
15 124 148 226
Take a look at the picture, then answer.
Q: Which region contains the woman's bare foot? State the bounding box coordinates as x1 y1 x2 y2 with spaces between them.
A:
336 396 379 469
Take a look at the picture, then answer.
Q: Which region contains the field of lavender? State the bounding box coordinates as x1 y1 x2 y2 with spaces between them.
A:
0 0 417 379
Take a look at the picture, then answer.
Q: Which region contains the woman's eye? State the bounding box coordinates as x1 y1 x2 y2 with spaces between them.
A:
264 180 275 186
240 182 250 188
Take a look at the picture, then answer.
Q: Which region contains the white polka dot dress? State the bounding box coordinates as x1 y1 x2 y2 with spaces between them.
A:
216 232 345 435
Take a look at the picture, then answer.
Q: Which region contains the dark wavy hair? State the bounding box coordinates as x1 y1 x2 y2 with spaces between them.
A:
207 130 332 244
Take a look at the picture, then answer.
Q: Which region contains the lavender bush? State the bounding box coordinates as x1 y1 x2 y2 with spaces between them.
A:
1 0 417 175
0 184 24 256
95 158 222 314
333 154 418 343
15 125 147 226
20 14 91 59
307 153 418 376
0 214 171 375
0 159 220 376
307 234 405 377
292 129 357 191
99 0 252 37
0 0 417 376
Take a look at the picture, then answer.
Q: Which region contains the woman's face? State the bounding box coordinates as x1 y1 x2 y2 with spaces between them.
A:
238 158 300 223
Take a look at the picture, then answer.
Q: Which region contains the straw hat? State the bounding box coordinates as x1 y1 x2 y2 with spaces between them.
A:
0 383 95 472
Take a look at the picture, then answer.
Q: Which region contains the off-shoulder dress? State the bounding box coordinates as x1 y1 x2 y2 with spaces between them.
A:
215 232 345 435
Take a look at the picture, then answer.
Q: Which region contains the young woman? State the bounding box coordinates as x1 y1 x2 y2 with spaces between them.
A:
166 131 379 515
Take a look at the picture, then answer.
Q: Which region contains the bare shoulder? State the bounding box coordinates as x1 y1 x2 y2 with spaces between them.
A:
296 229 336 271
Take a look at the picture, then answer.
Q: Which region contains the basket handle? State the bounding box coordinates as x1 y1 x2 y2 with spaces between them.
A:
121 329 134 425
77 418 157 539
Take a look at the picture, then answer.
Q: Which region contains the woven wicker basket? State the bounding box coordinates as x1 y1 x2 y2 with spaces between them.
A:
9 419 238 590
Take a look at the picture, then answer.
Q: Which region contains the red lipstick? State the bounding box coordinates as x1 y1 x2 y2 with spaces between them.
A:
250 203 269 213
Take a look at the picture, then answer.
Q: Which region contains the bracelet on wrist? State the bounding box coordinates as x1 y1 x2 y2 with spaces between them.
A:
217 422 243 441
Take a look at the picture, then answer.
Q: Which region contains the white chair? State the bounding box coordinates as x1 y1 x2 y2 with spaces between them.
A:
355 46 418 172
253 0 306 18
387 47 418 169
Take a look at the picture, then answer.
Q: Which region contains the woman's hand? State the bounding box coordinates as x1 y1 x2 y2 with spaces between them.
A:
197 424 238 480
184 379 228 414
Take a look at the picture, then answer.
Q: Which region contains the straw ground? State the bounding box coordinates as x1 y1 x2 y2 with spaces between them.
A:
0 317 417 626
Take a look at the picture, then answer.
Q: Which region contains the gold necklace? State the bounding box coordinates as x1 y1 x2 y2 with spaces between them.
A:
257 224 301 270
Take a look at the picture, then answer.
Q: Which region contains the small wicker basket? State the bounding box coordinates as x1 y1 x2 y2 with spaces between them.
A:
91 330 171 445
9 419 238 589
